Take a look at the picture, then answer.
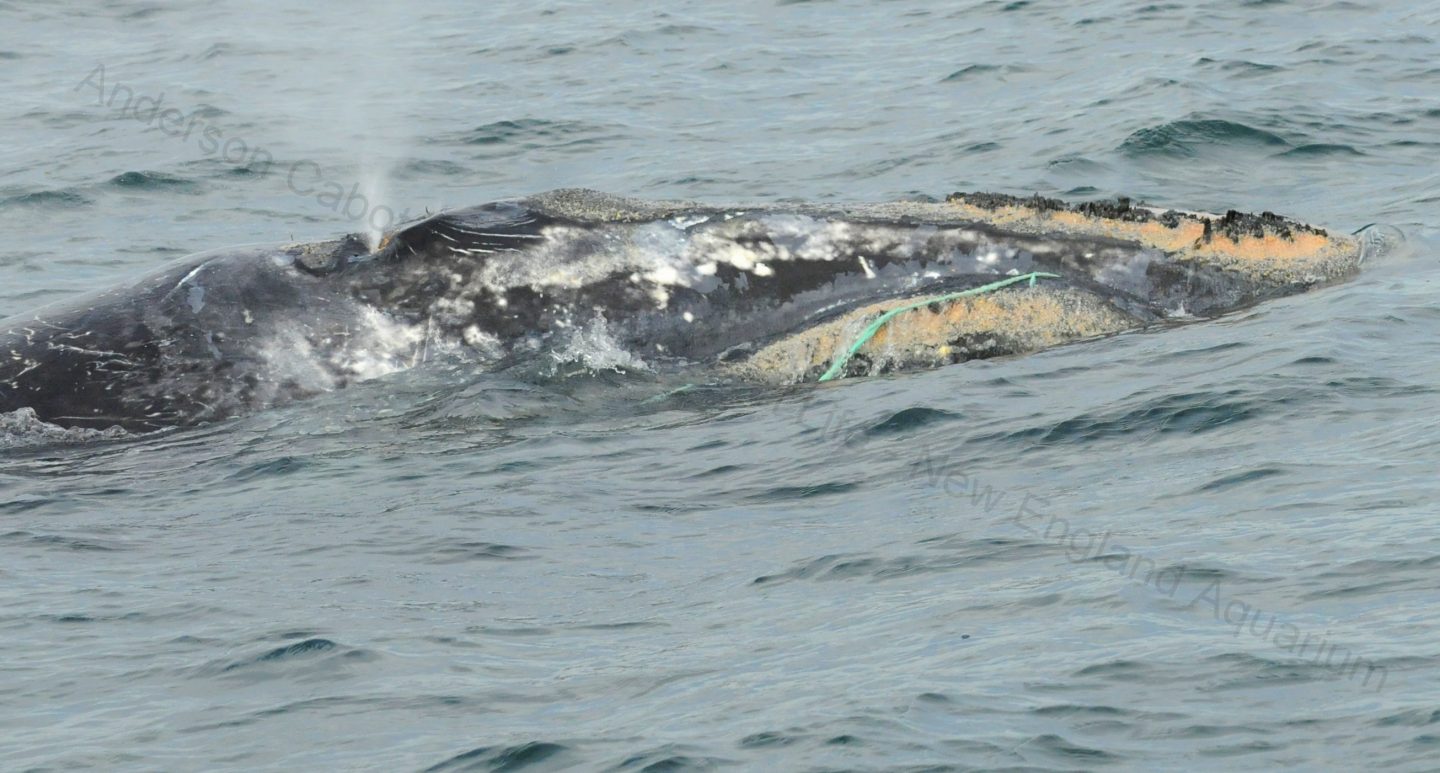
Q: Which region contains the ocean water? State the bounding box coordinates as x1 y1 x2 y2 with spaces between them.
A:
3 0 1440 770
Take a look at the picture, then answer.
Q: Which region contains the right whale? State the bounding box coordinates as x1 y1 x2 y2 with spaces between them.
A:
0 188 1369 432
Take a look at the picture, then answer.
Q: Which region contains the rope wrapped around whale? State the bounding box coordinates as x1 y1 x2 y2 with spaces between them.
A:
817 271 1061 382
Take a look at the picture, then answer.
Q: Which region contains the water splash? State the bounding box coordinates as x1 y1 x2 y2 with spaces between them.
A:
547 314 651 376
0 408 129 447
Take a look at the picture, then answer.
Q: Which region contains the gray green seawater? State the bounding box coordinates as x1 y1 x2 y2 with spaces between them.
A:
3 0 1440 770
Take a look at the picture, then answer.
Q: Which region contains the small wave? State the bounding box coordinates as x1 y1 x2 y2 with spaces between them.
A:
940 64 1024 82
1194 57 1285 77
971 389 1266 448
424 741 571 772
739 731 803 748
753 552 868 585
1320 555 1440 578
606 746 732 772
395 158 471 178
1193 466 1286 493
640 23 715 36
862 406 962 437
188 104 228 120
253 638 337 663
0 189 93 208
121 5 167 20
0 497 51 514
107 170 202 191
1376 708 1440 727
1025 734 1123 762
379 539 534 565
209 637 373 676
1119 118 1290 157
1072 658 1161 681
1033 703 1136 718
2 530 126 551
752 539 1034 585
1279 143 1365 157
1203 651 1376 691
226 456 312 481
196 42 233 61
743 481 860 503
456 118 611 147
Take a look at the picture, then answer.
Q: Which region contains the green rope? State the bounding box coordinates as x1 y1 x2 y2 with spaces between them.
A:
816 271 1061 383
640 382 698 404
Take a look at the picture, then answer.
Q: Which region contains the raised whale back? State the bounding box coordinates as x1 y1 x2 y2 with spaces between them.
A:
0 189 1367 431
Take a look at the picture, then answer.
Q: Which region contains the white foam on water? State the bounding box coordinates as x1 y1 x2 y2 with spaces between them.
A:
546 313 650 375
0 408 129 447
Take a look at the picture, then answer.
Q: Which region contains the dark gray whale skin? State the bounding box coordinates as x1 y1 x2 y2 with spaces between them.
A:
0 237 375 431
0 189 1363 432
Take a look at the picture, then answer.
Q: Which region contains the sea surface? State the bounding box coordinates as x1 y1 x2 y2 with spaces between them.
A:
3 0 1440 770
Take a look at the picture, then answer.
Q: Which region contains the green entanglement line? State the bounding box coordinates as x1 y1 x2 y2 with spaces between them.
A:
640 382 699 404
816 271 1062 383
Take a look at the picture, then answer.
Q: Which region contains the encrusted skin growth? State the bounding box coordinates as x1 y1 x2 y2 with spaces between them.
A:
947 191 1330 242
937 190 1358 289
730 284 1140 382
